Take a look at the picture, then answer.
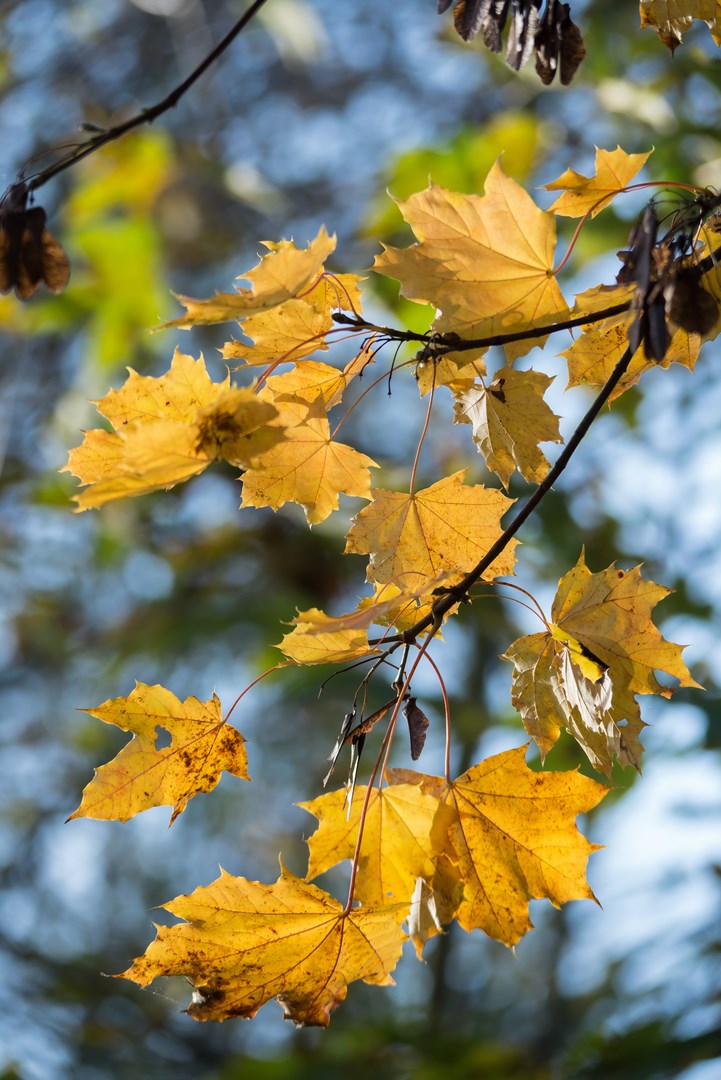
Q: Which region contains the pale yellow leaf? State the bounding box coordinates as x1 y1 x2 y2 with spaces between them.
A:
96 350 227 427
504 552 700 774
277 618 375 665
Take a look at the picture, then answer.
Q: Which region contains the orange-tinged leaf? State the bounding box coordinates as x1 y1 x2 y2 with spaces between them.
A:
544 147 653 218
640 0 721 51
374 163 568 357
121 865 407 1025
69 683 248 825
394 747 606 946
504 553 701 774
345 470 516 587
453 366 562 488
300 782 455 908
163 228 336 328
221 274 364 367
241 396 378 525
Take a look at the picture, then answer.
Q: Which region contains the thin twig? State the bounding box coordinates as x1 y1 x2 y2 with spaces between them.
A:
25 0 271 195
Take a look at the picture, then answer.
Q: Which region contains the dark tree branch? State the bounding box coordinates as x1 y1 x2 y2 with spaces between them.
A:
24 0 271 195
333 300 631 354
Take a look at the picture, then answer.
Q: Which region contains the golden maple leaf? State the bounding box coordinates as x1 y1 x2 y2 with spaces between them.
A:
640 0 721 52
415 353 486 397
561 307 700 402
300 782 455 909
544 147 653 218
240 394 378 525
93 349 226 426
277 614 375 665
121 865 407 1026
387 747 606 948
64 351 283 510
221 274 364 367
163 227 336 328
374 162 568 357
69 683 248 825
354 573 457 633
453 366 562 488
345 470 516 587
254 347 372 411
278 572 455 662
503 552 701 775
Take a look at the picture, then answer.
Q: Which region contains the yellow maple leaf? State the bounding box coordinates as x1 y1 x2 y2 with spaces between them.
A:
95 348 227 427
374 162 568 357
453 366 562 488
277 613 375 665
415 353 486 397
280 574 454 659
163 227 336 328
221 274 364 367
354 573 457 633
553 553 701 695
640 0 721 51
121 865 407 1025
300 782 456 908
503 631 645 774
68 683 248 825
544 147 653 218
240 395 378 525
256 348 371 411
64 352 283 510
504 552 701 774
345 470 516 587
562 314 701 402
390 747 606 947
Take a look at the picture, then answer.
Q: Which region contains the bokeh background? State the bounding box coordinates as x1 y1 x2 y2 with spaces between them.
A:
0 1 720 1076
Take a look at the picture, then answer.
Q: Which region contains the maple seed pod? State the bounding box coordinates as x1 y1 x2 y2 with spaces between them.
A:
403 696 430 761
0 181 71 300
665 266 719 337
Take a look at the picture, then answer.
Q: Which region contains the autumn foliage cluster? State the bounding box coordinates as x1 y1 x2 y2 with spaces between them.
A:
7 0 717 1030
